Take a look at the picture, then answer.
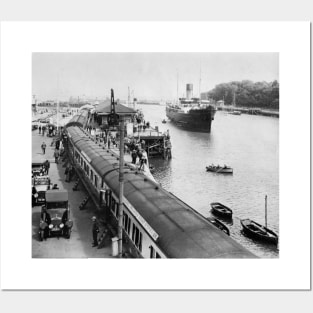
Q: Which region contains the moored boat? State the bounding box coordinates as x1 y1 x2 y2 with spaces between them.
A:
210 202 233 219
206 217 230 236
166 84 216 132
240 219 278 244
228 110 241 115
206 164 233 174
241 195 278 245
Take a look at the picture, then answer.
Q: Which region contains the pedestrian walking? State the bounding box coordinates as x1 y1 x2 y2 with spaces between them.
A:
42 126 46 136
41 142 46 154
108 138 111 149
39 125 42 134
54 149 60 164
91 216 99 247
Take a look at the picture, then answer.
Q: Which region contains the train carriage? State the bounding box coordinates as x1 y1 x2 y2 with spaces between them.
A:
65 116 256 259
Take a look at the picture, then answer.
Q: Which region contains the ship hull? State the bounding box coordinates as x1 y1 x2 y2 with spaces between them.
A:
166 106 215 132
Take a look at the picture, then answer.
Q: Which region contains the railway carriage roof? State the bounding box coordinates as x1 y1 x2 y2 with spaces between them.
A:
66 125 256 258
66 110 89 128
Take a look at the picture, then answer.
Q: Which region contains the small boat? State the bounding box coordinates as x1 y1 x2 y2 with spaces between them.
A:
206 164 233 174
206 217 230 236
210 202 233 219
228 110 241 115
162 119 167 124
241 195 278 245
240 219 278 244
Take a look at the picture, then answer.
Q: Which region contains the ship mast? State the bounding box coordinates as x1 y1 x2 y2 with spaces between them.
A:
176 70 179 105
127 86 130 108
199 65 202 105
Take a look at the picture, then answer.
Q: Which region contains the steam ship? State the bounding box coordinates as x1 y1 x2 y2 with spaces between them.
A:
166 84 216 132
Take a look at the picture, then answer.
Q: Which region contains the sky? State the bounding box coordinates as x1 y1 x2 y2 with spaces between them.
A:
32 53 279 102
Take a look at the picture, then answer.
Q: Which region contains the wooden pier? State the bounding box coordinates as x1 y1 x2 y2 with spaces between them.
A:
133 126 172 159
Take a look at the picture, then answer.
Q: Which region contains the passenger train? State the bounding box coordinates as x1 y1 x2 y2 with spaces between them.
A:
65 110 256 258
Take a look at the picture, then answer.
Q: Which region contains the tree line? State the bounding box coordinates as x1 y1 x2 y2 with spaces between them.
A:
205 80 279 109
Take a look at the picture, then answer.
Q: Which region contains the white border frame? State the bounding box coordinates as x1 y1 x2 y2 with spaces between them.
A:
0 22 310 290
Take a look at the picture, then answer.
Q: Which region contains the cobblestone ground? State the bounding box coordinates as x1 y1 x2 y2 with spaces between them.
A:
32 130 114 258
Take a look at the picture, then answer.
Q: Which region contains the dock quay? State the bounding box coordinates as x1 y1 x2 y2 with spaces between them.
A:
217 106 279 117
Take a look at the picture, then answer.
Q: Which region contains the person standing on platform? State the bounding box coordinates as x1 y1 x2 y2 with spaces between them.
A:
137 149 143 164
91 216 99 247
54 149 60 164
139 153 146 171
131 150 137 164
69 165 74 182
44 160 50 175
41 142 46 154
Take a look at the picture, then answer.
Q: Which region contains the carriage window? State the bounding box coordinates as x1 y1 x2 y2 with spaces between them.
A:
132 225 142 252
90 170 94 181
123 212 131 235
94 175 98 188
126 216 131 234
149 246 161 258
111 198 117 216
86 165 89 176
150 246 155 258
115 203 119 217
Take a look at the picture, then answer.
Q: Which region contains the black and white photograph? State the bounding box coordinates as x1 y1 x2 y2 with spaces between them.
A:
31 52 279 259
1 21 310 292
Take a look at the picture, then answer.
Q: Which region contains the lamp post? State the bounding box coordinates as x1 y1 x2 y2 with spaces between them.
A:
107 89 123 258
117 117 125 258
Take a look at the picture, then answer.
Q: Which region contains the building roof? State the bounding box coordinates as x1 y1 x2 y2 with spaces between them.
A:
96 102 136 116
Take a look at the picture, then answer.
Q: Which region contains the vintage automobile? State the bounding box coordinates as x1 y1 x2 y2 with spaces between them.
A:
39 190 73 241
32 161 45 177
32 175 51 204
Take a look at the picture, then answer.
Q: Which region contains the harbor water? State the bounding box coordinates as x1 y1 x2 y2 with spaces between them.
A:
139 104 279 258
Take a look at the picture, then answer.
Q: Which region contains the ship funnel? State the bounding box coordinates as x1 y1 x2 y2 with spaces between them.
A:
186 84 193 100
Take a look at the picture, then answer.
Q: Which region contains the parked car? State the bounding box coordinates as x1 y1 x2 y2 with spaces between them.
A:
32 175 51 204
32 161 45 177
39 190 73 241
